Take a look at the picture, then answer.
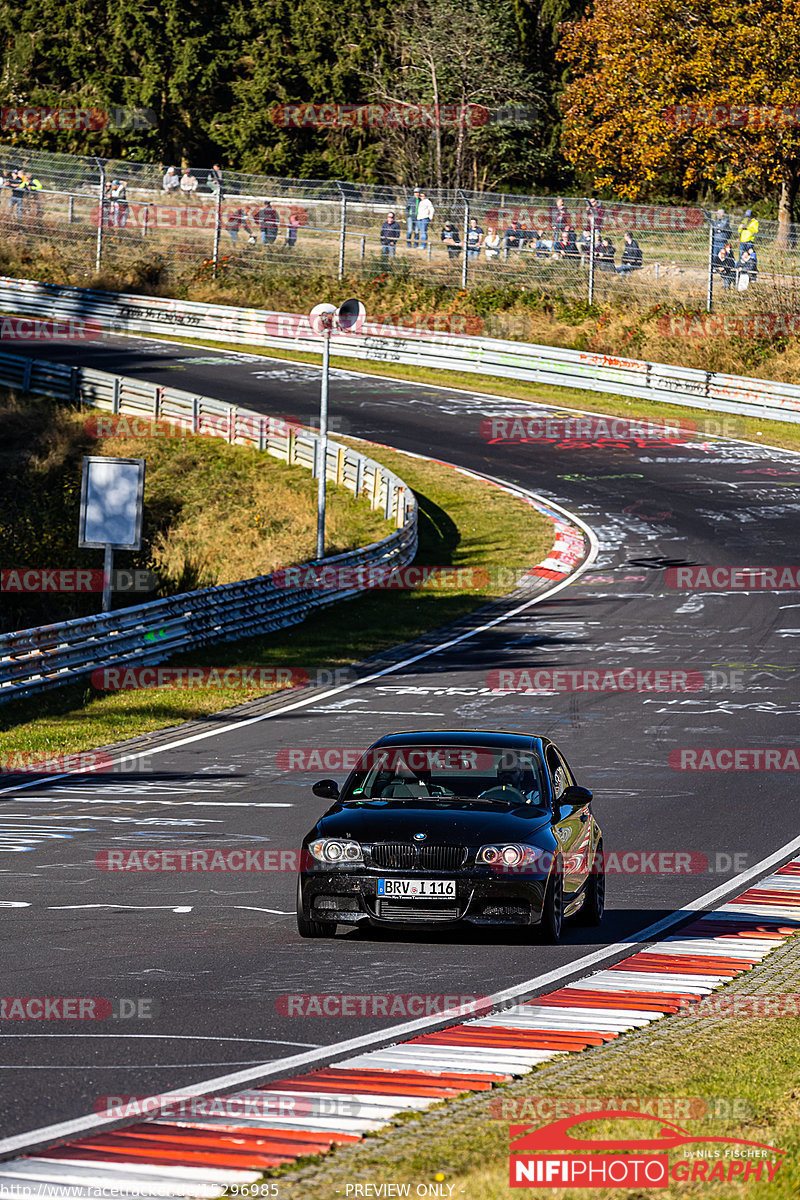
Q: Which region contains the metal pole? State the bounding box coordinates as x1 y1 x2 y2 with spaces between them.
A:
68 195 74 223
212 185 223 279
460 190 469 288
706 223 715 313
316 331 331 559
337 185 347 281
588 210 596 305
95 164 106 274
102 545 113 613
143 204 149 238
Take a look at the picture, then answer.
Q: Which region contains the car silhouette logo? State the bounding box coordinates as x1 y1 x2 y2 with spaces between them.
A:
413 832 427 841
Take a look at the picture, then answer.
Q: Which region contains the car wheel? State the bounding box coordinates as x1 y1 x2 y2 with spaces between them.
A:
575 842 605 926
535 862 564 943
296 880 337 939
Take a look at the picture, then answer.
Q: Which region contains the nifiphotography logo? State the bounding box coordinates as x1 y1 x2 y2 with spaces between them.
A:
508 1110 786 1187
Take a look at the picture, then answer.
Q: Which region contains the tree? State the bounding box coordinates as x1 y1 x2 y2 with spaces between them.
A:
369 0 544 190
558 0 800 240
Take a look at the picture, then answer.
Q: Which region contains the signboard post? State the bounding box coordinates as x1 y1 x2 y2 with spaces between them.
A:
78 456 146 612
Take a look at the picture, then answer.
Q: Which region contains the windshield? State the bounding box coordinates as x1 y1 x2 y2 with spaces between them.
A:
340 744 546 805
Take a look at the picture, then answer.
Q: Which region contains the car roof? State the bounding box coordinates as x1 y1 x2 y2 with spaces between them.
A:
369 730 547 753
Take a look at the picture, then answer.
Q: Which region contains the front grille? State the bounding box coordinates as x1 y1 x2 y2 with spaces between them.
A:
370 843 468 871
377 899 461 922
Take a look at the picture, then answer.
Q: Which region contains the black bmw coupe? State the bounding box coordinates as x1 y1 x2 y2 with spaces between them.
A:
296 730 604 942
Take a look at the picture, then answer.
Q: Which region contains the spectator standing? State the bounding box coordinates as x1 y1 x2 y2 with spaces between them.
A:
286 211 300 248
380 211 401 257
483 226 500 260
110 179 129 227
226 205 253 245
737 209 759 261
739 245 758 284
617 230 643 274
180 169 198 200
714 242 736 288
586 197 605 231
702 206 732 257
577 226 592 262
441 220 461 260
9 170 27 218
550 197 568 243
207 163 223 194
28 173 43 217
254 199 279 245
405 187 421 247
416 192 434 248
466 217 484 259
162 166 179 194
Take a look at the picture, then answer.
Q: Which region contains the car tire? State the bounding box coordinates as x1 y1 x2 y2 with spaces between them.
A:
296 880 337 938
575 842 605 926
535 862 564 943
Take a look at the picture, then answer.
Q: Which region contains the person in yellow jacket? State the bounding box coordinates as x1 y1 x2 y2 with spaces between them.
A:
737 209 759 261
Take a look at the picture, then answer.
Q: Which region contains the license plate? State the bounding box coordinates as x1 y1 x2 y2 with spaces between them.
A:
377 878 456 898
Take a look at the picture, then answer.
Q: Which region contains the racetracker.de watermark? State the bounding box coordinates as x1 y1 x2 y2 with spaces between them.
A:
670 748 800 770
663 102 800 128
479 416 695 445
1 997 156 1020
266 312 485 339
267 102 536 128
272 565 489 591
485 851 746 876
0 317 102 342
276 993 491 1017
660 314 800 339
96 1093 361 1120
0 751 154 775
666 566 800 590
492 1096 750 1121
84 413 302 440
90 666 352 691
1 105 157 131
1 569 156 593
96 848 306 871
275 746 497 771
487 668 711 693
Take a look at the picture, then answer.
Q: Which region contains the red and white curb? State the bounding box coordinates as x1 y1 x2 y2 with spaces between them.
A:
2 858 799 1197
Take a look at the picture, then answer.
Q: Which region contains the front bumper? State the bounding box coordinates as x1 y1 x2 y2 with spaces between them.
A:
298 869 548 927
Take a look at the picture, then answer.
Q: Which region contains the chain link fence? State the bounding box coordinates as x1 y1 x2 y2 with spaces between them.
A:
2 146 800 313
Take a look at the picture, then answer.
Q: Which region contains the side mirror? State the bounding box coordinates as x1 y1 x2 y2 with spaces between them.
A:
561 785 593 807
312 779 340 800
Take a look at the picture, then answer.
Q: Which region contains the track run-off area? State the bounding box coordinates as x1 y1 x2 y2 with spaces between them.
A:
2 333 800 1160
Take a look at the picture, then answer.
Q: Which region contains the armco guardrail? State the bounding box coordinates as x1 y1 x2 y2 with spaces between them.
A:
1 275 800 426
0 351 417 704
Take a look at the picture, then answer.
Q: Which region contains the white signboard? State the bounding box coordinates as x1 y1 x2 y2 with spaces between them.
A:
79 456 145 550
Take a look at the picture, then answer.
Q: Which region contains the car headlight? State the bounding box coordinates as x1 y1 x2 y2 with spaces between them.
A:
476 844 546 870
308 838 363 865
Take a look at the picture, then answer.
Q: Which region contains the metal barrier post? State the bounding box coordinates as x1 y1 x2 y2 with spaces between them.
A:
316 330 331 558
212 185 223 279
460 190 469 288
588 211 596 304
95 164 106 274
706 223 715 313
337 184 347 281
